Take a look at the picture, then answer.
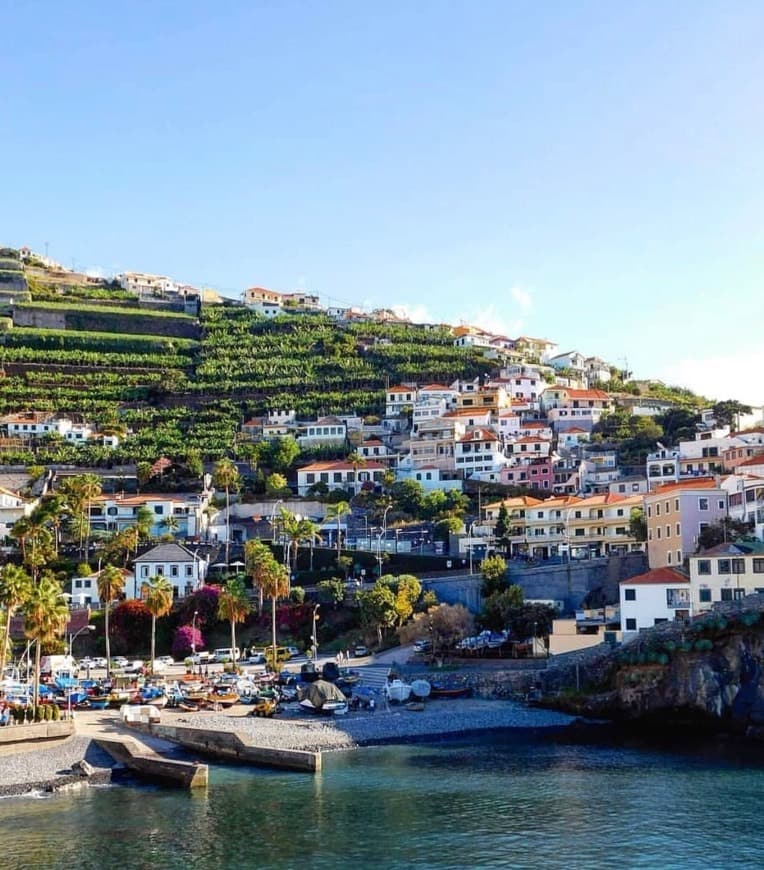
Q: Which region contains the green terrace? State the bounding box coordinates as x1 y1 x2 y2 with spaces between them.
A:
16 300 195 319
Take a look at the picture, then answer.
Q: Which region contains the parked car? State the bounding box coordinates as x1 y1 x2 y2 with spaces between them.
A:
190 651 211 665
353 645 370 658
122 660 145 675
212 647 241 663
93 657 108 668
112 656 128 669
156 655 175 667
285 646 301 658
247 652 266 665
413 639 433 653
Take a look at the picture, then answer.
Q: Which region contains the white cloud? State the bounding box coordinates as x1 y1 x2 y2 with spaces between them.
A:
661 349 764 407
458 303 524 338
510 286 533 312
392 303 434 323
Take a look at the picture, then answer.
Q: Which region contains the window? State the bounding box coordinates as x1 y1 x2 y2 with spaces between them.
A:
698 498 709 511
170 565 179 577
720 589 733 601
731 559 745 574
625 588 636 601
718 499 725 510
141 566 149 577
666 525 671 538
656 504 661 517
675 498 680 511
697 560 711 575
753 559 764 574
677 550 682 564
665 501 670 514
154 505 164 515
699 588 712 603
718 559 731 574
625 618 637 631
676 523 681 536
647 506 652 518
667 551 672 564
185 565 193 577
656 527 662 539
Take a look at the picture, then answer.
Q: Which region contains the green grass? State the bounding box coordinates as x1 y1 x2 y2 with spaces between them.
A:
16 301 195 319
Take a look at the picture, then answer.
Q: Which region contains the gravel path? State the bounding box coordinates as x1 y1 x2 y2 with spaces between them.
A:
169 698 575 753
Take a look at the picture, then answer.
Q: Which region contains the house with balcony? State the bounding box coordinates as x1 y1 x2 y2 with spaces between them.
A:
411 398 447 434
495 364 545 401
243 286 284 317
399 415 463 473
133 542 208 600
644 477 727 570
0 411 73 439
548 350 587 374
482 495 544 553
358 438 397 466
296 416 348 449
499 456 554 490
385 385 418 417
558 427 589 449
514 336 559 362
646 447 681 489
688 541 764 612
579 446 620 494
584 356 612 385
455 384 511 414
88 493 210 539
296 460 386 496
454 428 508 481
619 567 691 639
417 383 459 409
541 387 614 433
722 474 764 541
520 493 643 560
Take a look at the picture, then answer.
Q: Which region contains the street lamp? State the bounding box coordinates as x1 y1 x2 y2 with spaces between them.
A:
468 521 478 575
67 624 95 718
312 604 320 658
270 499 283 543
191 610 199 656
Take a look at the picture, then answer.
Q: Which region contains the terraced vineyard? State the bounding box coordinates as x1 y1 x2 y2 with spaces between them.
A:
0 291 492 465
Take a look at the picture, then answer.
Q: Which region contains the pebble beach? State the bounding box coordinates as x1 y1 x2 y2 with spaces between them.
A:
0 699 575 797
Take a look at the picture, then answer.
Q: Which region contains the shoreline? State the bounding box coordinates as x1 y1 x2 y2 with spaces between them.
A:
0 699 575 796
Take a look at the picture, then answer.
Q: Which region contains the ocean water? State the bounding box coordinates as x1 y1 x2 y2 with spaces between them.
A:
0 733 762 869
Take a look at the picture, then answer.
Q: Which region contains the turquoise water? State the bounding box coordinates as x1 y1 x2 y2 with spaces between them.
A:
0 734 762 869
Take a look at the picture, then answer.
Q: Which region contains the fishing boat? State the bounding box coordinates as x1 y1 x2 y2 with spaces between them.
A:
298 679 348 715
384 679 412 703
88 695 110 710
207 691 239 708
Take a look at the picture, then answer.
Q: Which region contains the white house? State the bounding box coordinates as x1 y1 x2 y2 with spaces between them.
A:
0 486 35 541
619 567 692 639
70 566 134 607
548 351 586 373
454 428 508 479
385 385 418 417
0 412 73 438
395 465 463 492
88 493 210 539
132 542 208 599
297 416 348 449
296 460 386 496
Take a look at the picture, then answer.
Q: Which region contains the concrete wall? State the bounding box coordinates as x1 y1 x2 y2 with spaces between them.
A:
0 719 74 745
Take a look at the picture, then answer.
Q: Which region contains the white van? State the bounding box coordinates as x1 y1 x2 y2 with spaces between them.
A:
212 647 240 663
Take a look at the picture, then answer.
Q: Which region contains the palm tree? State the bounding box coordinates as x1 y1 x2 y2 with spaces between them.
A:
37 493 67 556
0 564 32 678
278 509 321 575
96 565 124 675
135 506 154 543
347 451 366 496
143 576 174 675
251 554 290 672
244 539 272 613
217 577 252 662
160 514 180 537
325 500 351 560
79 474 102 557
23 573 68 709
213 458 241 566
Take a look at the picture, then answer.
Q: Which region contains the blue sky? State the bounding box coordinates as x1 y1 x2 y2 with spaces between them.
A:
2 2 762 404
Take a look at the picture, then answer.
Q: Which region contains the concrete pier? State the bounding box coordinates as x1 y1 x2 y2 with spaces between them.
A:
140 722 322 773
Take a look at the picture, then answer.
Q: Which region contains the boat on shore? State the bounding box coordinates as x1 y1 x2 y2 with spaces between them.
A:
384 679 412 703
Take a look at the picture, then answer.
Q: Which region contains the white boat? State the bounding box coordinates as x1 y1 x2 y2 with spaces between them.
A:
384 679 412 703
299 698 348 716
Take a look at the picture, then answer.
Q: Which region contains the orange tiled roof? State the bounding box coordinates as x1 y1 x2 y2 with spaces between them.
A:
621 567 689 585
299 460 387 472
648 477 719 495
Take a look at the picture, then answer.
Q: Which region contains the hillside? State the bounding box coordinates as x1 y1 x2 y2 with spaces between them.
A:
0 262 494 463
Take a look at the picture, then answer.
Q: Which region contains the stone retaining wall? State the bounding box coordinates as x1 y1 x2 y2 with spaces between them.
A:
0 720 74 745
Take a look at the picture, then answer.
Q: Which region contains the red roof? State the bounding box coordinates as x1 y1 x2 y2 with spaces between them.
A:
299 460 387 472
648 477 719 495
736 455 764 468
388 385 414 394
621 567 689 585
458 429 499 443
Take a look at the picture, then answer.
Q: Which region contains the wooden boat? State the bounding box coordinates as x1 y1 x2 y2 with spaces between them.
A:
299 698 348 716
405 701 425 712
178 701 200 712
207 691 239 708
429 685 472 699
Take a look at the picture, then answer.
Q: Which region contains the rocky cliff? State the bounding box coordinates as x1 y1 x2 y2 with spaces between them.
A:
542 598 764 735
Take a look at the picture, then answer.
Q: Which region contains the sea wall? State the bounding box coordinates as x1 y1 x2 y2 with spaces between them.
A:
0 720 74 745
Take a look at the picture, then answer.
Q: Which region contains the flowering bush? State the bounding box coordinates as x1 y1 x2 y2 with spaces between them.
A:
173 624 204 658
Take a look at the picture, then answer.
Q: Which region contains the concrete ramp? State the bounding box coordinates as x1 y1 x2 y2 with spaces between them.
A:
95 735 208 788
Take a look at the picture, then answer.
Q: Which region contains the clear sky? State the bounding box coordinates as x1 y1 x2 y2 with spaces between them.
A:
2 2 762 404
